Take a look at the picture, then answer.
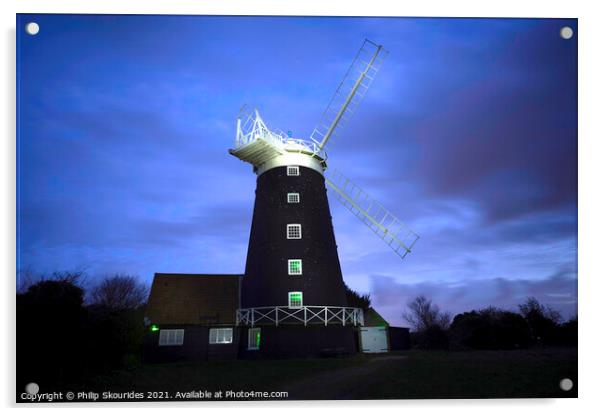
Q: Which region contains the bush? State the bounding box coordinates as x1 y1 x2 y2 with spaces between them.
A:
555 318 577 347
17 272 148 391
17 277 88 387
411 325 450 350
518 297 566 346
449 308 531 350
344 283 371 310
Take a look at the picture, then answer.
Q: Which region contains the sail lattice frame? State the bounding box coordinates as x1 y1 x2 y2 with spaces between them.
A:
310 39 388 151
325 168 419 259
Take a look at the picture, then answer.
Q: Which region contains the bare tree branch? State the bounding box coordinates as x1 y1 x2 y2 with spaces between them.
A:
91 275 148 310
403 295 451 331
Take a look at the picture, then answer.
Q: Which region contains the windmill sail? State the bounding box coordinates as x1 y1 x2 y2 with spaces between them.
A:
310 39 388 152
325 168 419 259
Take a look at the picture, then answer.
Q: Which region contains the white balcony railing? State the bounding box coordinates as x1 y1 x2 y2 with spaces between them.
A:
234 107 327 160
236 306 364 327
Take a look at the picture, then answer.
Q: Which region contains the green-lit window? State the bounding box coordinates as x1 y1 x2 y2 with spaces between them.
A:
287 166 300 176
288 259 302 275
158 329 184 346
288 292 303 309
248 328 261 350
287 193 300 203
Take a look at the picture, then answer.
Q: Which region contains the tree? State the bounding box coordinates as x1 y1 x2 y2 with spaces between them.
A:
91 275 148 310
403 295 451 332
557 316 578 346
402 296 451 350
17 273 87 387
17 270 149 391
17 267 36 294
518 297 562 345
17 269 86 293
449 307 531 350
519 297 562 323
344 283 371 309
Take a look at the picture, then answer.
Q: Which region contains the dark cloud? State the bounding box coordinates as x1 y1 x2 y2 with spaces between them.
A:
18 16 578 313
370 266 577 327
129 205 253 247
326 20 576 228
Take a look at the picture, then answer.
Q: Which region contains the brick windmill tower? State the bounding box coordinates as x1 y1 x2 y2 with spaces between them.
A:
230 40 419 357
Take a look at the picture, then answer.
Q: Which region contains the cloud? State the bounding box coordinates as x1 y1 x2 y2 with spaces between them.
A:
18 16 578 314
370 267 577 327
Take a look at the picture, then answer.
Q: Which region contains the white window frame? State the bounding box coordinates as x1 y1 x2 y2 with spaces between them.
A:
209 328 233 344
248 327 261 351
287 166 300 176
286 224 302 239
288 259 303 275
158 329 185 346
287 192 300 203
288 292 303 309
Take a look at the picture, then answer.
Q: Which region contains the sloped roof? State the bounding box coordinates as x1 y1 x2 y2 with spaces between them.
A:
363 307 390 327
145 273 242 325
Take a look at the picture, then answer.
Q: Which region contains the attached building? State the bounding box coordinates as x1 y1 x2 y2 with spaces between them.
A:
360 307 411 353
144 273 409 361
143 273 242 362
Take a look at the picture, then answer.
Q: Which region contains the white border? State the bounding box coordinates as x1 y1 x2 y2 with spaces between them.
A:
287 291 303 309
158 329 185 346
287 193 300 204
3 0 601 415
287 259 303 275
208 328 233 345
247 327 260 351
286 224 302 240
286 166 300 177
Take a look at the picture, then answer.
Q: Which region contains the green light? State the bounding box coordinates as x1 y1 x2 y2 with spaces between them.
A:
150 324 160 332
256 331 261 347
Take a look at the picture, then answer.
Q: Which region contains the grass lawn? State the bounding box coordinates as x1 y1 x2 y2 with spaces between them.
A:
349 348 578 399
63 347 576 401
74 353 370 398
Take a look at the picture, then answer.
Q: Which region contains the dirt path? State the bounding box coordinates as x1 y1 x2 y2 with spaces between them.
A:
282 356 406 400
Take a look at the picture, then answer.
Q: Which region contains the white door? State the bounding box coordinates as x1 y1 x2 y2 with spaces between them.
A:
360 326 389 353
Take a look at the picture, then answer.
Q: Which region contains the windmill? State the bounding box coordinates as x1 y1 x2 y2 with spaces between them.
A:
230 39 419 356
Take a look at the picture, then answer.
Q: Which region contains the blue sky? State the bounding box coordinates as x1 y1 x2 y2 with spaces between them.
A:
17 15 577 325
